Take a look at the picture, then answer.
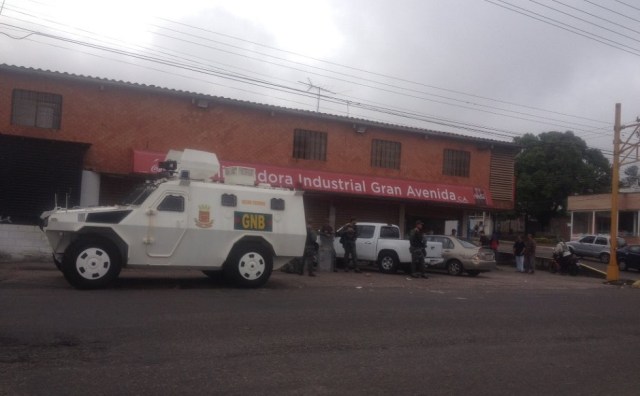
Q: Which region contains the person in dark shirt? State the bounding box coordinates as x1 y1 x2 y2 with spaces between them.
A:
340 217 360 273
513 234 525 273
408 220 428 279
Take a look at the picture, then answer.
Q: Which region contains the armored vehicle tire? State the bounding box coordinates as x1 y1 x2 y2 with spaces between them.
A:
62 237 122 289
447 260 464 276
377 251 399 274
599 252 610 264
224 244 272 288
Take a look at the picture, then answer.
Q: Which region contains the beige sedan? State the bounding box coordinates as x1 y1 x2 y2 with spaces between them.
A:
424 235 496 276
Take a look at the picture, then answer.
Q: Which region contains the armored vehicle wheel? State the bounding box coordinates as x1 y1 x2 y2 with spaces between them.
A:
599 252 610 264
62 237 122 289
377 251 399 274
225 244 272 288
447 260 464 276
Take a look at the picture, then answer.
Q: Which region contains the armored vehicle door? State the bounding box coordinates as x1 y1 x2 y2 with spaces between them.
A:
145 191 189 258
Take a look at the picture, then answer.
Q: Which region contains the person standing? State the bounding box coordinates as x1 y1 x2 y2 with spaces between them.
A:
489 232 500 255
302 220 319 277
524 233 537 274
340 217 360 273
513 234 525 273
409 220 428 278
318 224 336 272
553 237 571 273
479 231 490 247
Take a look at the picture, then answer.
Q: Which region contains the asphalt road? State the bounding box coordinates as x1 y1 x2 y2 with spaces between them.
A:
1 262 639 396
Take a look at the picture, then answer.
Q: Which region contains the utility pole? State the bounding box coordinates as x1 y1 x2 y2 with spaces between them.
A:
608 103 640 282
608 104 621 282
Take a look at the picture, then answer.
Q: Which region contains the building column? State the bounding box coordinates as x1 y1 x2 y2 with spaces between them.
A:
80 170 100 207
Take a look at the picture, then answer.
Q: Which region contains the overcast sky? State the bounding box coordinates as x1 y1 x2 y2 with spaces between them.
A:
2 0 640 158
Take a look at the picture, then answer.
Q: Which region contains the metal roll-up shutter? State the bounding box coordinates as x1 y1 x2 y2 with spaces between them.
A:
0 135 89 225
334 198 400 228
303 195 331 228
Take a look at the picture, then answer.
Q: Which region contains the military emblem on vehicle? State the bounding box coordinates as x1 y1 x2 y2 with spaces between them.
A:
195 204 214 228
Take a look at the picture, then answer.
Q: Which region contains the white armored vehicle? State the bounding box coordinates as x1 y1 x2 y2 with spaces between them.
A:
40 149 307 289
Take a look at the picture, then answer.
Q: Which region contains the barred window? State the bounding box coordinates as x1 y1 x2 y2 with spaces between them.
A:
292 129 327 161
371 139 401 169
11 89 62 129
443 149 470 177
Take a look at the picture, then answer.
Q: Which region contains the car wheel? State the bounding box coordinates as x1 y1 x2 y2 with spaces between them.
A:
466 270 480 277
447 260 464 276
377 252 399 274
618 259 628 271
224 244 272 288
62 237 122 289
599 253 610 264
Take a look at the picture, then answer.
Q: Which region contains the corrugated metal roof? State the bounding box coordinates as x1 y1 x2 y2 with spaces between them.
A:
1 63 518 148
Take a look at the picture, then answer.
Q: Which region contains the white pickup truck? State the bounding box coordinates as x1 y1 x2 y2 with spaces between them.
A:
334 222 443 274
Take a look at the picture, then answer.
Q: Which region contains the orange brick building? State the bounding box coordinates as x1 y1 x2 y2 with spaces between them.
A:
0 64 518 237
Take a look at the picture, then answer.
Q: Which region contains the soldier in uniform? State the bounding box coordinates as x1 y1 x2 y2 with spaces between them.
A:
409 220 429 279
340 217 361 273
302 220 319 276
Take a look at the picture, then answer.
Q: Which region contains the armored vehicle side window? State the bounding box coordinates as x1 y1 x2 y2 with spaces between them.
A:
595 237 607 246
120 183 158 205
221 194 237 207
271 198 285 211
157 195 184 212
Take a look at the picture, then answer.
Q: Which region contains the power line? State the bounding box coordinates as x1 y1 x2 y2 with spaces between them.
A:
0 0 629 150
484 0 640 56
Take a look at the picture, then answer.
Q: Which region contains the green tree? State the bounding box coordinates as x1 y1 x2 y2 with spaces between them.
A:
621 165 639 188
514 131 611 229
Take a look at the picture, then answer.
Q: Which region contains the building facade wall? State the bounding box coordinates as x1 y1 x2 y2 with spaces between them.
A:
0 65 517 261
1 67 497 188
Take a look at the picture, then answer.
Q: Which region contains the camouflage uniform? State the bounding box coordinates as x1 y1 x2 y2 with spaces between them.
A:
409 222 428 278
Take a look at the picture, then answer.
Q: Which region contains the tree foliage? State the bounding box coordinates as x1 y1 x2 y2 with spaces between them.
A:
513 131 611 227
621 165 639 188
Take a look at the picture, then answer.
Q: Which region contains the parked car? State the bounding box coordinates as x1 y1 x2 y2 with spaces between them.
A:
333 222 443 274
566 234 627 263
615 245 640 271
424 235 496 276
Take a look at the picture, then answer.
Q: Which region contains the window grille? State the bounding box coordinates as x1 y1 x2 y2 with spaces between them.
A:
443 149 470 177
292 129 327 160
11 89 62 129
371 139 401 169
